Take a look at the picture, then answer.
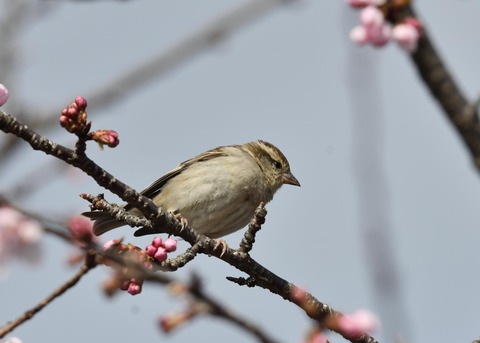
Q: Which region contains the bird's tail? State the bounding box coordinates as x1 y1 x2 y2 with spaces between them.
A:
82 211 124 236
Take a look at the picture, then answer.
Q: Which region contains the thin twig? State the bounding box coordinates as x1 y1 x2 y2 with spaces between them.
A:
188 274 280 343
0 253 97 338
238 202 267 253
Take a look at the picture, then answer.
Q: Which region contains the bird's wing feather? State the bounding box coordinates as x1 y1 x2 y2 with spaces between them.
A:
124 150 228 211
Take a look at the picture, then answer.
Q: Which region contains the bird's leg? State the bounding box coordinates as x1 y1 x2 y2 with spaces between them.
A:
213 239 229 257
173 211 188 233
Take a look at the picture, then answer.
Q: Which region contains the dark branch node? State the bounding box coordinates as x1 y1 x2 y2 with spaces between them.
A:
226 276 257 288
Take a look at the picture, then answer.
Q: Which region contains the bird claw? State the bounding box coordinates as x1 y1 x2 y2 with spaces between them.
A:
174 212 188 232
213 239 229 257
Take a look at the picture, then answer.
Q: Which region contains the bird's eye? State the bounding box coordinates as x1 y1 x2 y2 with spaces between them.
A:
273 160 282 169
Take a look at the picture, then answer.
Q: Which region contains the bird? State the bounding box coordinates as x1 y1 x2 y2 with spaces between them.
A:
84 140 300 238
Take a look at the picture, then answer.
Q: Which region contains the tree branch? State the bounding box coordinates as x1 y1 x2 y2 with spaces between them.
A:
0 252 97 339
392 4 480 171
0 110 379 343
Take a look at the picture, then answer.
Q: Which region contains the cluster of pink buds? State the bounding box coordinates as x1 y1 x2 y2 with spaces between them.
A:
102 239 154 295
348 1 422 52
59 96 119 149
145 237 177 262
59 96 90 135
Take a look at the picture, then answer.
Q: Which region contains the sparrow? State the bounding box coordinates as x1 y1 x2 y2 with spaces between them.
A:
84 140 300 238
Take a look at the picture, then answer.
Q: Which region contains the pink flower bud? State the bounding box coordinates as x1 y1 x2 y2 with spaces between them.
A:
151 237 163 248
392 22 421 52
103 239 118 250
145 244 157 257
59 115 69 127
67 104 79 118
120 279 130 291
163 237 177 252
0 84 9 107
159 312 192 333
369 23 391 46
74 96 87 110
67 215 94 244
127 279 142 295
337 309 379 337
154 247 168 261
350 26 368 45
360 6 384 28
91 130 120 149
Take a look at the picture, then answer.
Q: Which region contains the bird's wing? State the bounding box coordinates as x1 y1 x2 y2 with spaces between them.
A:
124 149 228 211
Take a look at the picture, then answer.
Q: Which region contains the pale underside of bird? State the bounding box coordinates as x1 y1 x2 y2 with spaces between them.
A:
83 140 300 238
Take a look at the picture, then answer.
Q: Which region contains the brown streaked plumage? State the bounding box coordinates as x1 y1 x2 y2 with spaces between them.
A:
83 140 300 238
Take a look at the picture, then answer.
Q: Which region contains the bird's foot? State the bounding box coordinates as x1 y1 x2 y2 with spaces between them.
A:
174 212 188 233
213 239 229 257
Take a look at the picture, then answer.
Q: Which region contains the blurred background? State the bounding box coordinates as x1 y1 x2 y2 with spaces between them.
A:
1 1 479 342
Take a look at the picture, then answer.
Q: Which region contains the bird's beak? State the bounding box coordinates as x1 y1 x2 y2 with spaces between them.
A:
282 172 301 187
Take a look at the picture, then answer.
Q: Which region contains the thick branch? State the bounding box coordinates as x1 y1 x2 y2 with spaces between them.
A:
0 111 379 343
395 5 480 169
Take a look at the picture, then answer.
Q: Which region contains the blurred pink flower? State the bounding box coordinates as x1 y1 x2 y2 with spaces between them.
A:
67 215 94 245
337 309 379 337
392 19 422 52
350 6 391 47
127 279 142 295
0 84 8 107
159 312 194 333
2 337 23 343
0 207 43 276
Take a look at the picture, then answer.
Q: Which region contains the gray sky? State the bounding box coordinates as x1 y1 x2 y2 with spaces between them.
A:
1 1 480 343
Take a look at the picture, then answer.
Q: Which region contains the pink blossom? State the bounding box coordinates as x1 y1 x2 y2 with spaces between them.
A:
0 207 42 275
0 84 9 107
349 26 369 45
163 237 177 252
350 6 391 47
359 5 384 28
67 215 94 244
337 309 379 337
392 20 422 52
